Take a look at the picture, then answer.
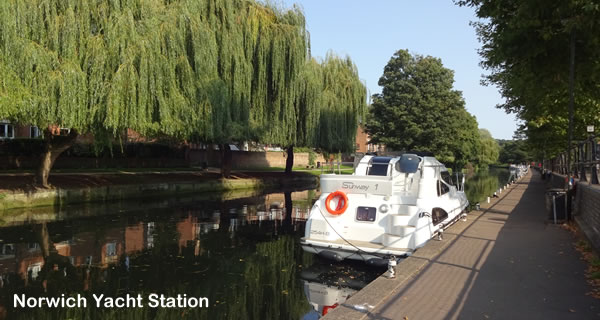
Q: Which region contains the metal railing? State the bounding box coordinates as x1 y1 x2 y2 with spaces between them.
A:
544 134 600 184
320 161 354 174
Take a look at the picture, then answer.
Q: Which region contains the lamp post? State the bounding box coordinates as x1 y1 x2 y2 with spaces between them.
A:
587 126 600 184
567 29 575 190
588 125 597 184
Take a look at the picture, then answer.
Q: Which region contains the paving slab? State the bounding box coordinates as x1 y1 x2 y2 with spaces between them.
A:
324 170 600 320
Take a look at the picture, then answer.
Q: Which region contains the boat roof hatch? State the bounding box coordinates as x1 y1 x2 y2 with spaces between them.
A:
367 157 393 176
396 154 421 173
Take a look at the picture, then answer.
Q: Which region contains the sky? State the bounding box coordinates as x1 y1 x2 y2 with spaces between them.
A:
280 0 518 140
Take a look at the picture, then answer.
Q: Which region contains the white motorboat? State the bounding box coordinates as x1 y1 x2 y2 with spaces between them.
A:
509 164 529 180
301 154 469 265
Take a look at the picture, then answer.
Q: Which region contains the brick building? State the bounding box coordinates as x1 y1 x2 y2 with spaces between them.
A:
355 126 384 154
0 120 42 140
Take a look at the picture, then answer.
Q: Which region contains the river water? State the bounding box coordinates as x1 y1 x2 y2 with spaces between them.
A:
0 168 509 320
465 167 513 205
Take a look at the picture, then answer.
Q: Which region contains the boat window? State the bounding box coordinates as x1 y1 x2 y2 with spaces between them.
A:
441 171 453 186
431 208 448 226
437 180 450 196
395 154 420 173
367 157 393 176
356 206 377 222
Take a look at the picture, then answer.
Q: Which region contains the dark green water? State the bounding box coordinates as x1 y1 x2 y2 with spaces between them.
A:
465 167 512 205
0 188 379 320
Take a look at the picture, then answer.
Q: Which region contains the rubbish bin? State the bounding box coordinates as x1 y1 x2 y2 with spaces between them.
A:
545 189 567 223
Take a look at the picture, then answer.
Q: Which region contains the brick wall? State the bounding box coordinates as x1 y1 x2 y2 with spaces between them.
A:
0 155 188 169
574 182 600 253
0 150 326 170
550 172 600 253
355 126 368 153
188 150 326 169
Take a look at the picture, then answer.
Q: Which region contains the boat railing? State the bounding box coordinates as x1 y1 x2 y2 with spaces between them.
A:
320 161 354 175
454 172 466 192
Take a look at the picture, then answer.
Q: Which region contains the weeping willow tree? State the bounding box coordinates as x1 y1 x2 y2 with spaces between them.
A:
317 53 367 154
0 0 308 185
283 58 323 173
282 54 367 173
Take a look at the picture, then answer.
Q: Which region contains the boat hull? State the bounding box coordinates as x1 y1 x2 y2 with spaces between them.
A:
301 201 468 264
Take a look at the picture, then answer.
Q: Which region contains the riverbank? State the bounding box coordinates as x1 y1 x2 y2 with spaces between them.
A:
0 170 318 211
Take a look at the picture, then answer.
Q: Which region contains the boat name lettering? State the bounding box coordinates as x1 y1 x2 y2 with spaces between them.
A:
341 182 376 191
310 230 330 236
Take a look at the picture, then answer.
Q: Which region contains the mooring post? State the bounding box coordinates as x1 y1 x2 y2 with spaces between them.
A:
552 194 557 224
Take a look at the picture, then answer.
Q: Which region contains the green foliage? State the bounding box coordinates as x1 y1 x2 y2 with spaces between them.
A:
0 0 308 146
456 0 600 160
316 54 367 153
476 129 500 167
498 139 533 164
291 54 366 154
294 58 324 148
365 49 480 169
0 0 366 158
308 149 316 166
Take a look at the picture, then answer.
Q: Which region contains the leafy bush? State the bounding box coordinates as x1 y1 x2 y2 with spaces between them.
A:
308 150 316 166
0 139 45 156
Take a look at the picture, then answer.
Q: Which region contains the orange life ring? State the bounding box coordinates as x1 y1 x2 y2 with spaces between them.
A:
325 191 348 215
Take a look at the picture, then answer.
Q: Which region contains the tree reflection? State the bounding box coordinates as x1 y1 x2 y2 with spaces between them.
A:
1 191 316 320
34 223 80 295
465 168 511 204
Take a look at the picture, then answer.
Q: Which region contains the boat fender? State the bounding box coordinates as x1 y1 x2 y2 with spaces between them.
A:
365 258 388 267
318 250 344 262
325 191 348 215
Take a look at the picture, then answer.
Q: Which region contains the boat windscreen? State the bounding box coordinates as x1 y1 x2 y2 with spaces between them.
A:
396 154 420 173
368 157 393 176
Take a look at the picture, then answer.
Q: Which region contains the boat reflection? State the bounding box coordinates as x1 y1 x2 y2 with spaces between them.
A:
300 260 382 319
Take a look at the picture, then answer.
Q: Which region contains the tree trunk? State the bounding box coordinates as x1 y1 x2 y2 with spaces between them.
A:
34 222 78 292
35 129 79 188
35 222 54 259
220 144 232 178
282 191 293 233
285 146 294 175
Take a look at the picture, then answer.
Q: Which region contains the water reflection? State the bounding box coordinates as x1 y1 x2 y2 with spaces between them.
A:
465 167 511 205
0 189 381 320
300 261 377 319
